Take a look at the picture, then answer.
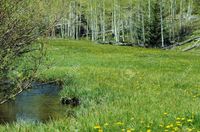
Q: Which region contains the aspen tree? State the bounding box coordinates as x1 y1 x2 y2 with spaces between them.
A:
160 0 164 47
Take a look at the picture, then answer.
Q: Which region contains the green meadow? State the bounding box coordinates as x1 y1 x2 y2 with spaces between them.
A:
1 39 200 132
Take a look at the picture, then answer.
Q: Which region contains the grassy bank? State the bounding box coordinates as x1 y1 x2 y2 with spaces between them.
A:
1 39 200 132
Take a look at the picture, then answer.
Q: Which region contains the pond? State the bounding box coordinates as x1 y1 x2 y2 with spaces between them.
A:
0 83 67 124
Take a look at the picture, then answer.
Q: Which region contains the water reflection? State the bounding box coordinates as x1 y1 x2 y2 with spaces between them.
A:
0 83 66 124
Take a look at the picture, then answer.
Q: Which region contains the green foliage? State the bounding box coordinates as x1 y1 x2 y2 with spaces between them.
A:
148 1 162 47
147 0 170 47
0 0 49 101
193 0 200 14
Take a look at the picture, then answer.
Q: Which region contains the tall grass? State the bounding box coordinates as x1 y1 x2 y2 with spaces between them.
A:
1 39 200 132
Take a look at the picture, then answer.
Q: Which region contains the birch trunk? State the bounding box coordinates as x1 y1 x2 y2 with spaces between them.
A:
142 12 146 46
114 0 118 42
148 0 151 22
180 0 183 32
160 0 164 47
102 2 106 42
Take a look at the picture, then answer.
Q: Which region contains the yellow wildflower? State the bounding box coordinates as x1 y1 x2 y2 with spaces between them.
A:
187 119 193 123
166 125 171 129
164 112 168 116
98 129 103 132
147 129 151 132
176 121 181 124
94 125 101 129
176 117 181 120
173 127 179 131
126 129 134 132
116 122 124 126
176 123 182 127
104 123 109 126
181 118 185 121
187 128 193 132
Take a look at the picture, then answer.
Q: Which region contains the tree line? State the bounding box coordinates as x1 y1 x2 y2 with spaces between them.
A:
48 0 199 48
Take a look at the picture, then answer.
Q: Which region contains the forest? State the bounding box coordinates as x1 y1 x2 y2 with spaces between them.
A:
47 0 200 47
0 0 200 132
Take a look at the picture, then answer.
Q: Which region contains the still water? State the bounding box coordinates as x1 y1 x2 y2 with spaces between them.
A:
0 83 66 124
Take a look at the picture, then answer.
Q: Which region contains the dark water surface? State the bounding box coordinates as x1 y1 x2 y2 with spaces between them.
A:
0 83 66 124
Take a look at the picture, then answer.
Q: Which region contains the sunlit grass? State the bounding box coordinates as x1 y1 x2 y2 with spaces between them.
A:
1 39 200 131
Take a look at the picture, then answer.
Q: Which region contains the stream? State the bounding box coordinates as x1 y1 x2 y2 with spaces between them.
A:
0 83 66 124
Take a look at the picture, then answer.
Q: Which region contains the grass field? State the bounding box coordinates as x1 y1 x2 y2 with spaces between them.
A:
1 39 200 132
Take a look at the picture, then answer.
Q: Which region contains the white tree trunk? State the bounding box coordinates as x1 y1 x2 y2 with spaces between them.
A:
160 0 164 47
148 0 151 22
142 12 146 46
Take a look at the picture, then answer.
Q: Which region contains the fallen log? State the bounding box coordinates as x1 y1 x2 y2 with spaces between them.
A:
178 36 200 46
163 36 200 50
182 40 200 52
97 41 137 47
